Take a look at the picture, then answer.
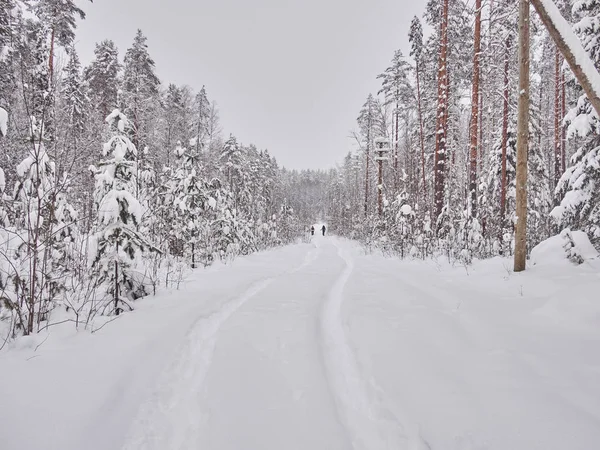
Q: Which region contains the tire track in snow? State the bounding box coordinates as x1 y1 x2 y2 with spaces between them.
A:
122 244 321 450
320 242 422 450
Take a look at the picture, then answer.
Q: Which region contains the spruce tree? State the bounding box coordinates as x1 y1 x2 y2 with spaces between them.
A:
90 109 157 315
122 29 160 152
84 40 121 122
62 48 87 138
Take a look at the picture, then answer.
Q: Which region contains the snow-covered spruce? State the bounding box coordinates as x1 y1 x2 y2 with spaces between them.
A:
89 109 159 316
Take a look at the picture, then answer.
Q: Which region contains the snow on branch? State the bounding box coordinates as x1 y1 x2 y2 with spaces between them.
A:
0 107 7 137
531 0 600 118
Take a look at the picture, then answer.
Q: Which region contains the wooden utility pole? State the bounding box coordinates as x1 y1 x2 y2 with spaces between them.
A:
514 0 530 273
530 0 600 120
434 0 449 220
469 0 482 217
377 156 384 216
374 138 390 216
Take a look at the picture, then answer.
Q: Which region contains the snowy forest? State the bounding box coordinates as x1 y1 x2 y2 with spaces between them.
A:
1 0 599 339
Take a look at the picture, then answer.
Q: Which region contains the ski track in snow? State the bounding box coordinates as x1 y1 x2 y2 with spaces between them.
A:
122 244 322 450
319 241 422 450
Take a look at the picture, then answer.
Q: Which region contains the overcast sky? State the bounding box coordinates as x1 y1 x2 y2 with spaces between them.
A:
74 0 427 170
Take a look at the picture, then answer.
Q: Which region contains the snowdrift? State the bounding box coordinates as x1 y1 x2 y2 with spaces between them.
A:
530 228 599 266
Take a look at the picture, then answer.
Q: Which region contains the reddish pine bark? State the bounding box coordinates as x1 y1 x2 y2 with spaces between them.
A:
434 0 449 220
415 56 426 203
469 0 482 217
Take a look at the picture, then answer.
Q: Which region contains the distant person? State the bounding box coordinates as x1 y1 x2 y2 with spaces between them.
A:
321 225 326 236
311 226 315 236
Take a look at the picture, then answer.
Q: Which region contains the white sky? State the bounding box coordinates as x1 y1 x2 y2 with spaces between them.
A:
74 0 427 170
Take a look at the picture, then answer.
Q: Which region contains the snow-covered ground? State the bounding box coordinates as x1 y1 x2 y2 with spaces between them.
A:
1 236 599 450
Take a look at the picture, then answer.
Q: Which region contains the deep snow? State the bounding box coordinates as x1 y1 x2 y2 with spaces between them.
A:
1 236 599 450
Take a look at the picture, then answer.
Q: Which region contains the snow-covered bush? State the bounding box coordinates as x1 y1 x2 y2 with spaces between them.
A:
530 229 599 266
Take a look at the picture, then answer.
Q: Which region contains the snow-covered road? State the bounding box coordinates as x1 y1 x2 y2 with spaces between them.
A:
123 238 410 450
1 236 600 450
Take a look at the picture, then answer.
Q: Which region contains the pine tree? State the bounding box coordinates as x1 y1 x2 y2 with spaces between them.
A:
469 0 482 217
377 50 412 187
357 94 386 218
33 0 90 81
409 16 427 198
433 0 449 222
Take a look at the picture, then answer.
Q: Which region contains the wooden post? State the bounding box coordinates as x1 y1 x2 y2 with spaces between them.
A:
514 0 530 273
374 138 390 217
378 156 384 216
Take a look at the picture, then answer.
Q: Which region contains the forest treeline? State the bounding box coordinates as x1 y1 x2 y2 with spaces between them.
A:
0 0 599 338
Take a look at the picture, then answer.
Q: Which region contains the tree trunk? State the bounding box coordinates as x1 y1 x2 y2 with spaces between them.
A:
434 0 449 221
479 83 484 173
530 0 600 120
115 240 120 316
394 106 399 190
48 27 55 86
554 48 562 187
561 70 566 172
500 36 512 237
469 0 482 217
514 0 530 273
364 128 370 218
415 59 426 204
191 242 196 269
